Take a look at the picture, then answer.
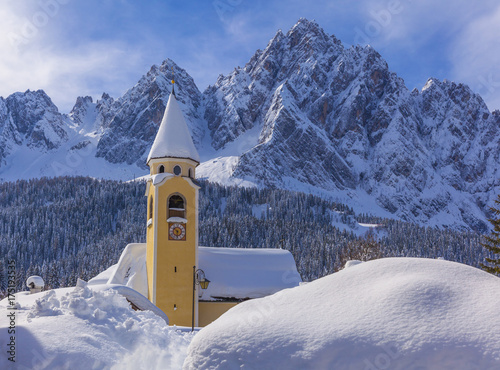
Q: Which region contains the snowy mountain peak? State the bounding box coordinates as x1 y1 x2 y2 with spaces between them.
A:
92 57 205 167
0 18 499 231
287 18 330 41
1 89 69 153
69 96 95 128
201 19 500 231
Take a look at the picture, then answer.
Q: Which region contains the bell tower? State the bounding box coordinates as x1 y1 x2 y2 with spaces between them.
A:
145 86 200 326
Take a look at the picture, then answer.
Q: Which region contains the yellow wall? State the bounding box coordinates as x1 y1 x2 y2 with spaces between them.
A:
145 158 239 328
146 167 238 327
149 158 197 178
199 301 239 327
146 181 156 303
146 158 200 327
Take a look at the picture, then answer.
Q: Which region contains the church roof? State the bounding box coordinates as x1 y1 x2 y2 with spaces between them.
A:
198 247 302 300
99 244 302 302
147 91 200 164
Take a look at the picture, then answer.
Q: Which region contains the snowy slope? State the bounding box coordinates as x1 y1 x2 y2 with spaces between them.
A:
184 257 500 369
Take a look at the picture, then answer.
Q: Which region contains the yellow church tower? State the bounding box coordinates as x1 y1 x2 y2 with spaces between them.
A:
145 86 200 326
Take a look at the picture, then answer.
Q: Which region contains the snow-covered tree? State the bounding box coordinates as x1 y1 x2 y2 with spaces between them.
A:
0 176 487 290
481 195 500 276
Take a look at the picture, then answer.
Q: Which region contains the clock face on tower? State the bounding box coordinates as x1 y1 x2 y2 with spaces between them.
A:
169 223 186 241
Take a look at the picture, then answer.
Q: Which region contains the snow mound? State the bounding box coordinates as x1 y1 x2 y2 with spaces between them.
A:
184 258 500 369
88 263 117 285
27 280 134 323
0 281 191 369
343 259 363 269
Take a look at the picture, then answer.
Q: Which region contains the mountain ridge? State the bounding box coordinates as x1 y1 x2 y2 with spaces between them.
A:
0 18 498 232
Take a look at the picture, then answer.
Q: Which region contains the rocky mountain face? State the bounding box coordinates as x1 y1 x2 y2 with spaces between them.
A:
0 90 70 165
94 59 205 167
202 19 499 231
0 19 498 231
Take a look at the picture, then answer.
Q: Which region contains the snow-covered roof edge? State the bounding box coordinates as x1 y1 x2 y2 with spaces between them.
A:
146 92 200 164
198 246 302 300
97 243 301 302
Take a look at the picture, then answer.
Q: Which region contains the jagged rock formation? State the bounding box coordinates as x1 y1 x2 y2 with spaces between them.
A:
202 19 499 231
0 90 69 165
0 19 498 231
93 59 205 167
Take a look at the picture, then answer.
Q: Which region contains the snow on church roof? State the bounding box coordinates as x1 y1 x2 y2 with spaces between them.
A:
96 244 302 301
198 247 302 300
147 91 200 164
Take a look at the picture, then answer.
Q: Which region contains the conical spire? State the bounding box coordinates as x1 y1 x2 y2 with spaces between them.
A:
147 91 200 164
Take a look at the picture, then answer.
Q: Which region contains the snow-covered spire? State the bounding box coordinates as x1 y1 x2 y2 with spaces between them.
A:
147 91 200 164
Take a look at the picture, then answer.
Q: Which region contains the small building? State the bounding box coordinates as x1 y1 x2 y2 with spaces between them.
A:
26 276 45 294
107 86 302 327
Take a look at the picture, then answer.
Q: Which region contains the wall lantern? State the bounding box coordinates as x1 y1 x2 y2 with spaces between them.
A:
192 267 210 331
199 275 211 290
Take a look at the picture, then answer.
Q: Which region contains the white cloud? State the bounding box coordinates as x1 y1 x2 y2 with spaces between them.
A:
345 0 500 109
0 2 149 112
0 39 146 112
350 0 496 49
450 4 500 110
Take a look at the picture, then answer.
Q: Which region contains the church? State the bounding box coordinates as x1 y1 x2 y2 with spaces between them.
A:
93 85 302 327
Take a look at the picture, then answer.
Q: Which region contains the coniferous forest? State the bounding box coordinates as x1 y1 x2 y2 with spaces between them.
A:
0 176 488 296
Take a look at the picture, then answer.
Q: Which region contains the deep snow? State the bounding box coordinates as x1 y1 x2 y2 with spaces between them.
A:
2 258 499 369
184 258 500 369
0 280 191 369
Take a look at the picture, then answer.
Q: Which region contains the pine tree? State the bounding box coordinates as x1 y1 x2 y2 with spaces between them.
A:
481 195 500 276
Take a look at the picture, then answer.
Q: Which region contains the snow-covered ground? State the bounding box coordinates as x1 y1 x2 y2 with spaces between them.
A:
2 257 499 369
184 258 500 369
0 281 192 369
197 156 258 188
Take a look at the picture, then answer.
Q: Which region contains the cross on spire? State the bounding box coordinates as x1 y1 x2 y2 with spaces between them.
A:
171 67 176 96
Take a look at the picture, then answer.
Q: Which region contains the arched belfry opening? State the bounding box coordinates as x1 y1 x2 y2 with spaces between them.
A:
149 196 153 220
168 194 185 219
158 165 165 173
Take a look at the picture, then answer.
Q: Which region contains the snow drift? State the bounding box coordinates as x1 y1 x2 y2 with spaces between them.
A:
0 280 190 369
184 258 500 369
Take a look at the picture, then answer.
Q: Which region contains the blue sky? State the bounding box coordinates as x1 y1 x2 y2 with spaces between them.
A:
1 0 499 112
